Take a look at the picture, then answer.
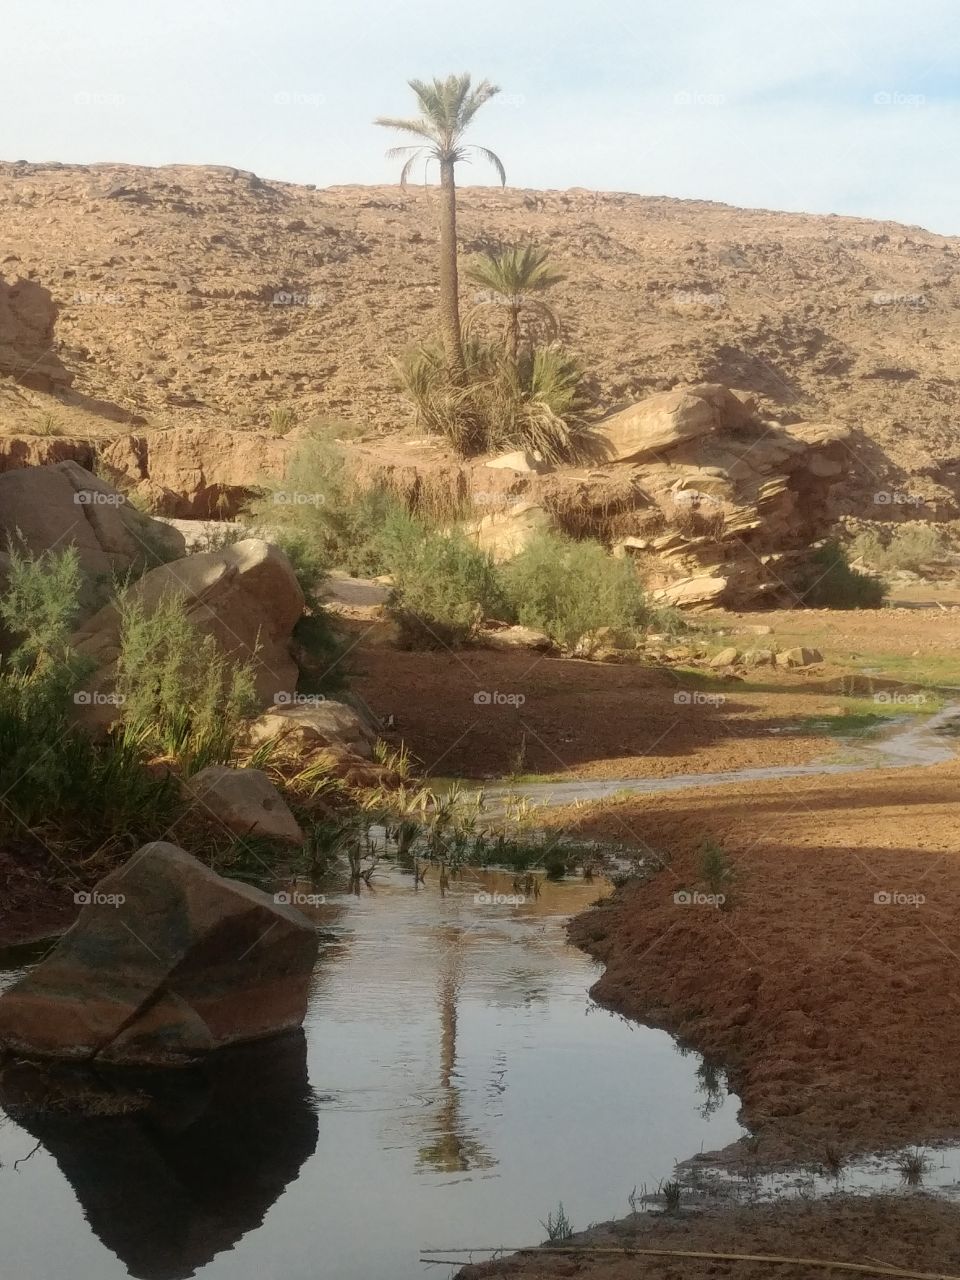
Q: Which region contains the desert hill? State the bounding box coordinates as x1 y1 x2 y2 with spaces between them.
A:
2 160 959 511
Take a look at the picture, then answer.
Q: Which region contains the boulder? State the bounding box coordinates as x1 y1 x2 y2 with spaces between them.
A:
776 646 824 668
184 766 303 843
591 388 719 462
71 537 303 712
483 449 546 474
461 501 551 562
478 623 555 653
247 699 374 758
0 842 318 1065
742 648 775 667
710 646 740 667
0 461 185 607
653 575 729 609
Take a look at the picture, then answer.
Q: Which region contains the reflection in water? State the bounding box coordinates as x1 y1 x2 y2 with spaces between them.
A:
0 1032 318 1280
416 925 493 1175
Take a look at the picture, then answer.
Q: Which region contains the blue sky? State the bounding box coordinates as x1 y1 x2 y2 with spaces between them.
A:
4 0 959 232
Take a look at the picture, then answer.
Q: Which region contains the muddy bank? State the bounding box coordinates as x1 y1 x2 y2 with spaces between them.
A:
455 1193 960 1280
554 759 960 1163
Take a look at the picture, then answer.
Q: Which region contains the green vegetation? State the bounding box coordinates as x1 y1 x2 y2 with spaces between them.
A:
115 591 259 774
540 1202 574 1243
794 540 886 609
850 523 949 573
395 336 592 462
464 243 564 362
698 838 734 900
502 531 649 650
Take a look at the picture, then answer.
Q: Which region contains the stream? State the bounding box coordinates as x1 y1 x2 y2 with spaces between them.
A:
1 706 958 1279
0 867 744 1280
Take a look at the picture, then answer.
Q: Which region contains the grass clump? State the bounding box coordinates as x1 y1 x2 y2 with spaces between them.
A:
793 540 886 609
396 338 593 463
501 531 648 651
115 592 259 775
540 1202 574 1243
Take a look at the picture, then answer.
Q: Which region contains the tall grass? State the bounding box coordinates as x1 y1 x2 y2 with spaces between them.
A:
116 591 259 774
794 540 886 609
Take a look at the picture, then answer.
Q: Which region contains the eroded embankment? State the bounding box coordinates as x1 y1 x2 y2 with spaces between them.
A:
558 756 960 1162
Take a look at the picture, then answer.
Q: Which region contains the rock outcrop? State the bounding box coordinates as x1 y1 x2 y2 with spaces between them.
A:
0 842 318 1065
0 276 72 392
71 537 304 711
184 766 304 843
247 699 375 759
0 461 185 606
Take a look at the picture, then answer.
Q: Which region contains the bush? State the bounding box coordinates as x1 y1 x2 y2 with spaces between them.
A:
395 339 593 462
501 531 649 649
0 542 85 669
116 591 259 774
850 523 948 573
794 540 886 609
250 436 407 587
381 509 508 646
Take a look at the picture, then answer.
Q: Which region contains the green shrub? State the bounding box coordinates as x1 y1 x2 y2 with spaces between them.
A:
0 542 85 669
250 436 406 585
850 523 948 573
115 591 259 774
395 339 593 462
501 531 648 650
794 540 886 609
381 510 507 646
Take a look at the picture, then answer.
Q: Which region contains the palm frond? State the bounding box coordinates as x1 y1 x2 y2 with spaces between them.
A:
468 144 506 186
374 115 438 142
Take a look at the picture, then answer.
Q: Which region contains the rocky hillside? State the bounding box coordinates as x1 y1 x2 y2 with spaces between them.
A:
2 160 960 512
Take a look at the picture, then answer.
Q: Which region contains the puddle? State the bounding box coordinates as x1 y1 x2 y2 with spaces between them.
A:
0 867 744 1280
476 703 960 813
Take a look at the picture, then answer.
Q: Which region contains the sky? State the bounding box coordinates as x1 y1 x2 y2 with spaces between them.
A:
3 0 960 233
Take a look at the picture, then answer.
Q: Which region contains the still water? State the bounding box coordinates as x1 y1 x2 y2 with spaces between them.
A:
0 867 744 1280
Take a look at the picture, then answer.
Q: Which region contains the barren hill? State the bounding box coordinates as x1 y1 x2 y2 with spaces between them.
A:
2 160 960 511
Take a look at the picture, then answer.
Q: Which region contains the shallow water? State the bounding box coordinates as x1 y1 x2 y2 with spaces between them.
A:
476 702 960 812
0 867 744 1280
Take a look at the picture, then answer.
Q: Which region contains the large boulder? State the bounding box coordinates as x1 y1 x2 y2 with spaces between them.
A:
0 461 185 606
71 537 304 710
184 766 304 843
0 842 318 1065
247 699 374 758
591 387 720 462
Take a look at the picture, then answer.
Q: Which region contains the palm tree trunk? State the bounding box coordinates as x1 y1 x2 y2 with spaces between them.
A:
508 301 521 366
439 158 465 379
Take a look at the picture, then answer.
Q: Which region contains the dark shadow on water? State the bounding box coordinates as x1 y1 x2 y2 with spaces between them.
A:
0 1031 319 1280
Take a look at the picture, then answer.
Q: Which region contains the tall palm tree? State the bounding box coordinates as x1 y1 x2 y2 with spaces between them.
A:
464 244 564 364
376 74 505 377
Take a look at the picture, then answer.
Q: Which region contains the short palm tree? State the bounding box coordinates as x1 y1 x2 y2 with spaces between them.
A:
464 244 564 363
376 74 505 377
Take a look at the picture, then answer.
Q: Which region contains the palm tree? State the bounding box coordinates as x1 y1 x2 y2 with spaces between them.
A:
376 74 505 378
464 243 564 364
